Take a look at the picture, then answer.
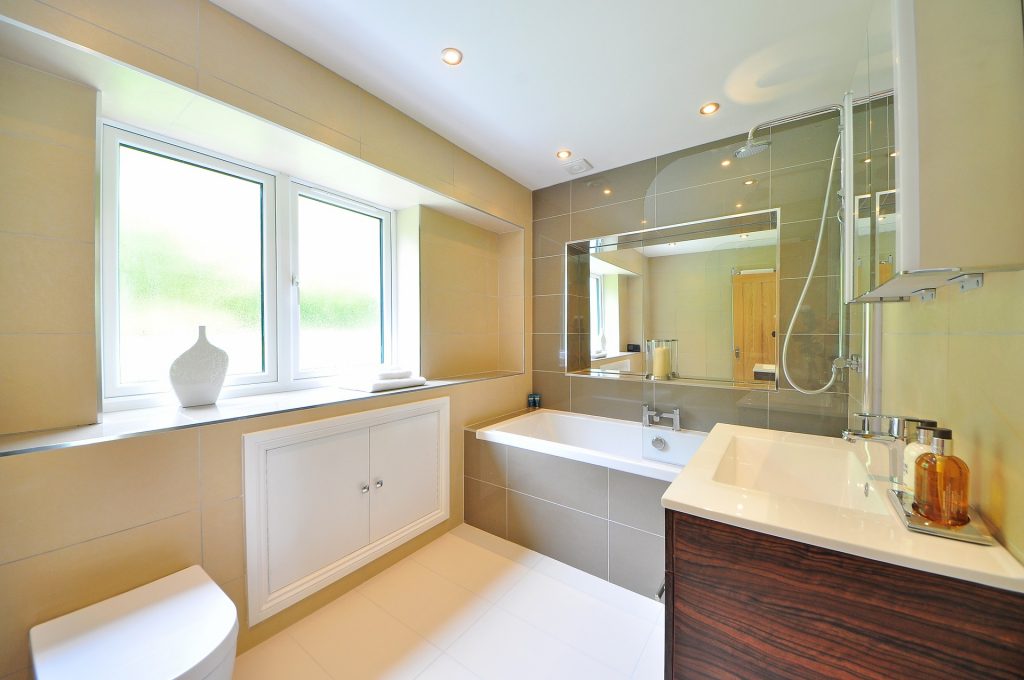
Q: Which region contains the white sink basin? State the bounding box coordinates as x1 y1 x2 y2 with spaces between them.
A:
711 434 888 514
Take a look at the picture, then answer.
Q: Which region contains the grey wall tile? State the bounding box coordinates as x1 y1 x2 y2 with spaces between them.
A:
770 160 836 223
609 470 670 536
779 218 841 280
532 371 570 411
464 431 508 486
779 276 842 334
778 335 844 394
655 134 765 194
570 197 654 241
509 491 608 579
768 114 841 170
534 214 570 258
533 181 570 220
465 477 507 539
507 446 608 517
655 174 768 228
533 294 564 334
570 159 657 212
768 389 850 437
653 382 769 431
609 522 664 600
533 255 564 296
570 376 645 421
533 332 566 372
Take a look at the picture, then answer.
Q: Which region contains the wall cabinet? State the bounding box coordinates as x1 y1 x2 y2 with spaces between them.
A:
245 398 449 624
852 0 1024 301
665 511 1024 679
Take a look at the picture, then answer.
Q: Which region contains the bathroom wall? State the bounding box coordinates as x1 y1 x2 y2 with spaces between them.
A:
0 3 536 675
879 270 1024 562
419 206 525 378
533 114 852 436
0 378 528 678
0 58 98 434
0 0 532 435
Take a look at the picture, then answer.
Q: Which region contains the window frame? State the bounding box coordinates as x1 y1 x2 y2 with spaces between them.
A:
100 123 396 411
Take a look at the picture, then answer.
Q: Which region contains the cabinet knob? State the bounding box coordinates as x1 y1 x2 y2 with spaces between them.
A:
361 484 370 494
375 479 384 488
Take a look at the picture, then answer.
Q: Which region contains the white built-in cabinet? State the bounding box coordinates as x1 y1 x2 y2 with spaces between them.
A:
854 0 1024 301
244 397 449 624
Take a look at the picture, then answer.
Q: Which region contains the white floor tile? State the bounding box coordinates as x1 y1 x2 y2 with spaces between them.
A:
358 557 494 649
233 631 332 680
448 523 543 567
631 621 665 680
497 570 654 676
415 654 481 680
448 607 626 680
411 532 530 602
288 590 441 680
533 556 664 624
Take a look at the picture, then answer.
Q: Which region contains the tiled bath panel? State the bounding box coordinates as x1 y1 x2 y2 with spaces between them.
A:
463 430 669 600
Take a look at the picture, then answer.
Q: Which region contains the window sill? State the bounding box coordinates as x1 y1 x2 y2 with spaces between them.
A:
0 373 521 458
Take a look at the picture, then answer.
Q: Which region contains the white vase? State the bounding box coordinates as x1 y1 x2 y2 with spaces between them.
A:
169 326 229 407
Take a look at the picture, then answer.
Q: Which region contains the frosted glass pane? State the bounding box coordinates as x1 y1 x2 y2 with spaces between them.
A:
117 145 265 386
297 195 383 373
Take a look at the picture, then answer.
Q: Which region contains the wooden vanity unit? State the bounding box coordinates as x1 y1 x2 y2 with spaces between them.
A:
664 511 1024 679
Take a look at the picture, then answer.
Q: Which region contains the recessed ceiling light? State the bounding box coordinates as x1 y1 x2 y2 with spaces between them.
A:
441 47 463 66
699 102 720 116
555 149 572 160
641 219 648 225
721 159 731 167
863 158 872 164
890 151 898 157
735 203 743 208
743 179 757 186
602 188 612 196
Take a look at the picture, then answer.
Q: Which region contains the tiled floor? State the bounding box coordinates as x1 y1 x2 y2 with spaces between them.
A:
235 524 664 680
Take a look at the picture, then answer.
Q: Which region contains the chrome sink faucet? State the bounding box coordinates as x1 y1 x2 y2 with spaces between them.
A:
642 404 681 431
842 413 937 487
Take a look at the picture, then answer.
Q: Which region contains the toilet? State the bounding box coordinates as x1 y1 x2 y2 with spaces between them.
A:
30 565 238 680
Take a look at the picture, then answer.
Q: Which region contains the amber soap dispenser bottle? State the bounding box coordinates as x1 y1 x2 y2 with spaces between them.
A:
912 428 970 527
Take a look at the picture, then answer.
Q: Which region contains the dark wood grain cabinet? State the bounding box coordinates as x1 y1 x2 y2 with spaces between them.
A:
665 510 1024 680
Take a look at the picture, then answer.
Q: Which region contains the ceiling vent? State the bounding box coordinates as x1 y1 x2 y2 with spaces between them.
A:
562 158 593 176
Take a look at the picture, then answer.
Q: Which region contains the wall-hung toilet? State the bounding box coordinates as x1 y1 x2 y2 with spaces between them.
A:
29 565 238 680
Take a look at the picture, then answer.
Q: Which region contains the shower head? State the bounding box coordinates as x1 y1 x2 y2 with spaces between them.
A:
734 139 770 158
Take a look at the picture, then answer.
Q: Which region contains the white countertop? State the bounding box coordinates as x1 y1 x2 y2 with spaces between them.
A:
662 424 1024 594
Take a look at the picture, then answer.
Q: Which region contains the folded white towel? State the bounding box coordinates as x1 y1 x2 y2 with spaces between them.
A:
340 376 427 393
377 367 412 380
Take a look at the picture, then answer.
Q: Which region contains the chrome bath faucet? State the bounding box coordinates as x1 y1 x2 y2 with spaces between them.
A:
642 404 681 431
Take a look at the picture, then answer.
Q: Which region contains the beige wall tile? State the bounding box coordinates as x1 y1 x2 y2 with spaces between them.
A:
499 296 525 336
499 333 525 373
197 1 360 142
0 0 198 88
0 132 94 240
195 73 360 158
44 0 199 66
0 510 201 675
0 56 95 150
202 496 244 585
452 149 519 225
0 333 96 434
947 270 1024 335
0 429 199 565
0 233 93 334
361 93 455 191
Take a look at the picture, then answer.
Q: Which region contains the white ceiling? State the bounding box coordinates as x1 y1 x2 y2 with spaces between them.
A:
212 0 891 190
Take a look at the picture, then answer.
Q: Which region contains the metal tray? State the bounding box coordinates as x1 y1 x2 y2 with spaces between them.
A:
888 489 997 546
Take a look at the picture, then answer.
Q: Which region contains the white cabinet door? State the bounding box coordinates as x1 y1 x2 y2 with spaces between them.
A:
369 412 440 543
265 429 370 592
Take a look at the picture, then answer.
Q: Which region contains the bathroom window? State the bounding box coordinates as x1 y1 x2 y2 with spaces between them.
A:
101 126 393 408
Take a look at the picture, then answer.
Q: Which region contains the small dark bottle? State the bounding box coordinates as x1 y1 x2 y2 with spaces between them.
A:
912 428 970 527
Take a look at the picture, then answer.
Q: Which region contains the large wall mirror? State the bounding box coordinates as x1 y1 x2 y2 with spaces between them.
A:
565 209 780 390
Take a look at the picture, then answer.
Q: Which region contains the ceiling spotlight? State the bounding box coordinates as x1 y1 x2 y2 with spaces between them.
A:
890 151 898 157
863 158 872 164
641 219 648 225
441 47 463 66
699 101 720 116
735 203 743 208
555 149 572 160
743 179 757 186
602 188 612 196
721 159 731 167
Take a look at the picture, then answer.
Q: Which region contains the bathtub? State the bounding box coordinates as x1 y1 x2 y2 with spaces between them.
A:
475 409 707 482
